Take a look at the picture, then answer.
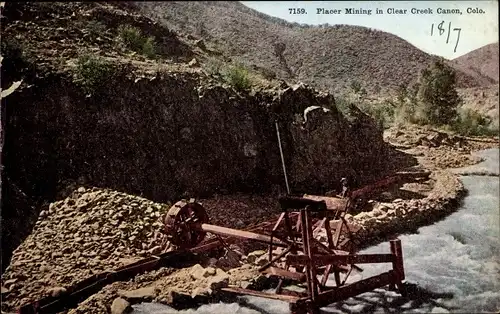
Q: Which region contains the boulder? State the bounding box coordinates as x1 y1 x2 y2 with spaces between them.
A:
190 264 208 280
255 255 269 267
111 297 132 314
354 212 371 220
216 250 241 269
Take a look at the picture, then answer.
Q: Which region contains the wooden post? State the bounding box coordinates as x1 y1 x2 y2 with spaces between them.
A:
270 212 285 261
304 208 319 301
300 210 313 299
390 239 406 296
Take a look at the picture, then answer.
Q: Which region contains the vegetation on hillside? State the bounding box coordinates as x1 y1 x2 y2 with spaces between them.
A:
202 57 279 91
117 25 157 59
345 60 498 137
73 55 114 95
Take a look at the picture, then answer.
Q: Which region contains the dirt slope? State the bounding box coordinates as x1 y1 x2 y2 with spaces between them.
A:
130 1 495 95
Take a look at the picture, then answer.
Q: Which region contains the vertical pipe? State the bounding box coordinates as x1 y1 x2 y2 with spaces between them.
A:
275 121 291 195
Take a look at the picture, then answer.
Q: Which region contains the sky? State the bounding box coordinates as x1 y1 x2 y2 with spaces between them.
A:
240 1 499 59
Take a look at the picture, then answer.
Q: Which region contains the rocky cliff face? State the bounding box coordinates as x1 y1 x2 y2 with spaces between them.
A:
1 64 399 272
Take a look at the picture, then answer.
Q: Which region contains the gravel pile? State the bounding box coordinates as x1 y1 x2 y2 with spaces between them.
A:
1 187 170 312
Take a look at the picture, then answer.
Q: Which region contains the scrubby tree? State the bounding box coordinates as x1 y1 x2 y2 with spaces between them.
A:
416 59 462 125
396 84 408 105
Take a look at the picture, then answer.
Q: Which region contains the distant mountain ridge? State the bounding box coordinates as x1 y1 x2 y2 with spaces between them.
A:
452 42 499 84
131 1 496 95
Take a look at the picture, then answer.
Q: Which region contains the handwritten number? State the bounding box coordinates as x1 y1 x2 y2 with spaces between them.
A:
430 21 461 54
453 28 461 53
446 22 451 44
438 21 445 35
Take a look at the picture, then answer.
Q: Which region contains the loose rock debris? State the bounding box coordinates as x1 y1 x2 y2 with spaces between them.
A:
1 187 171 311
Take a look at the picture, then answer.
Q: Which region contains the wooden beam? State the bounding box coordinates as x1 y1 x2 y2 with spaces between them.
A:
200 224 289 247
221 286 300 302
314 271 396 306
302 194 348 211
287 253 394 267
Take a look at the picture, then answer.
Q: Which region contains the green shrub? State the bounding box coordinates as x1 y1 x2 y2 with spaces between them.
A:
74 54 113 95
141 36 156 59
335 97 350 116
222 64 252 91
358 101 395 129
371 102 395 129
449 109 499 137
117 25 156 59
204 57 223 76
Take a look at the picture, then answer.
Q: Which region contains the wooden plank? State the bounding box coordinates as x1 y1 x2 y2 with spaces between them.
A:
390 239 405 280
270 213 286 261
299 210 312 298
221 286 300 302
332 220 343 247
303 194 347 211
314 271 396 306
200 224 289 247
304 209 319 300
287 253 394 267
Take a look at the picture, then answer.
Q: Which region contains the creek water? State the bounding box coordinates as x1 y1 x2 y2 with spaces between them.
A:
133 148 500 314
